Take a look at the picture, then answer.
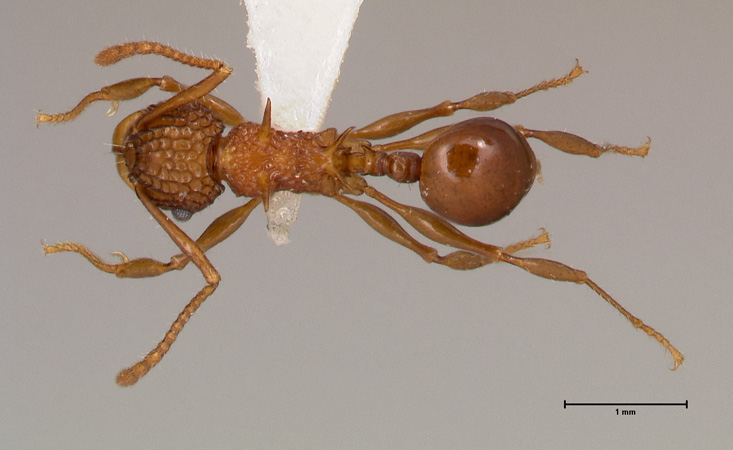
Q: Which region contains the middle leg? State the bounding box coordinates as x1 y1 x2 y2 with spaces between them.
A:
348 61 585 141
335 194 551 271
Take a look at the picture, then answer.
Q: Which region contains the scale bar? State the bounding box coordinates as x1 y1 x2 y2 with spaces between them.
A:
564 400 688 409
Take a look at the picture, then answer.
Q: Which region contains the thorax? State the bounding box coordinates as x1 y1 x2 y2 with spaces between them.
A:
216 122 344 198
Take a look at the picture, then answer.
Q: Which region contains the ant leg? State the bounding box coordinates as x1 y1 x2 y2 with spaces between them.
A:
503 228 551 254
334 195 439 261
500 253 683 370
516 126 651 158
38 42 237 129
93 42 233 129
38 75 243 127
43 196 260 385
37 77 170 125
151 75 244 126
362 185 684 370
365 126 450 153
43 198 260 278
349 61 585 141
39 73 243 190
166 198 262 270
335 195 547 271
112 184 222 386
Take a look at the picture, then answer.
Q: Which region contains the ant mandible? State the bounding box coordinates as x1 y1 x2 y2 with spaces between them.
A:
37 41 683 386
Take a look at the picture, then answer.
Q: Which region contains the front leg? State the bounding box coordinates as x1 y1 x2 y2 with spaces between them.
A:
43 198 261 279
44 193 260 385
113 185 222 386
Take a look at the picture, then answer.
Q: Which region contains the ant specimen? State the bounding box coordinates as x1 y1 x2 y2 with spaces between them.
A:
38 41 683 385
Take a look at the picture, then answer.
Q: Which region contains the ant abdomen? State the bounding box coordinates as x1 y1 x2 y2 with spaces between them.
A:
419 117 537 226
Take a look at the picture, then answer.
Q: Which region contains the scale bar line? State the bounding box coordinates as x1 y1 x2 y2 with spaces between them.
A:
564 400 688 409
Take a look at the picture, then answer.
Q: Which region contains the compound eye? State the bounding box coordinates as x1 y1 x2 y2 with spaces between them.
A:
171 208 194 222
419 117 537 226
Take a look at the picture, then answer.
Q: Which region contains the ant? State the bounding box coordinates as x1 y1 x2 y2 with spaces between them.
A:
37 41 683 386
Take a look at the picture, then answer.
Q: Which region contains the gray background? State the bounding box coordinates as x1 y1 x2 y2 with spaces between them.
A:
2 0 731 448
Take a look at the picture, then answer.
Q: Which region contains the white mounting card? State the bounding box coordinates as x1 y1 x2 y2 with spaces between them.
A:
244 0 363 245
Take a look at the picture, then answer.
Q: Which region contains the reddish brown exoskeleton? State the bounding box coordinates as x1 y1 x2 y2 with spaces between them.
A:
37 42 683 386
